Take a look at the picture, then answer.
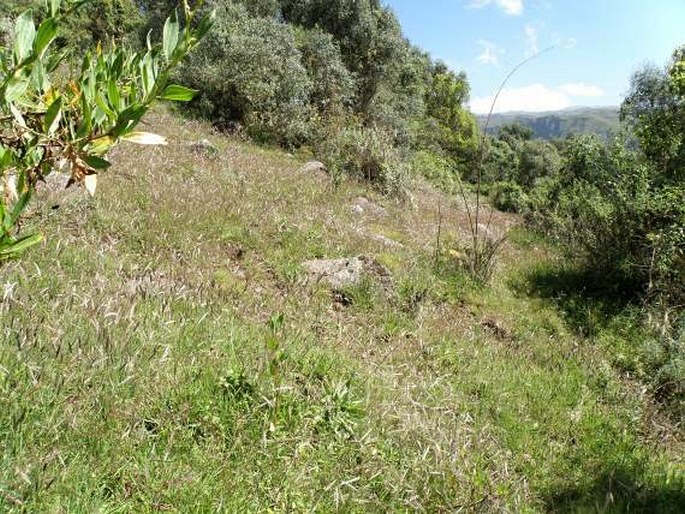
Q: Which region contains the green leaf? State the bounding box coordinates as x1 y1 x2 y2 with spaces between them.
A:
162 14 180 60
160 84 197 102
4 77 29 102
0 233 43 258
29 59 48 91
121 132 167 145
8 190 32 228
76 96 92 139
14 11 36 63
34 18 58 57
196 9 216 41
87 136 113 156
0 146 13 168
111 105 146 138
49 0 62 17
107 79 121 111
44 96 62 135
82 154 111 170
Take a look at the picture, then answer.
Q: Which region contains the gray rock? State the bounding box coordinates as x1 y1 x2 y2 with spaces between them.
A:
350 204 364 216
369 233 404 249
299 160 328 175
302 255 392 292
302 257 363 290
352 196 386 217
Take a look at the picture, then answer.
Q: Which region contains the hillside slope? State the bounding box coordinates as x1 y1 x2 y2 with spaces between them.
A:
480 107 621 140
0 109 682 512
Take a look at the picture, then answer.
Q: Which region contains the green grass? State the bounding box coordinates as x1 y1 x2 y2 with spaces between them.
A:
0 108 683 512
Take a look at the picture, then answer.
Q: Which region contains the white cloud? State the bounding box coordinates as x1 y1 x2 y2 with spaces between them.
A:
559 83 604 97
525 24 539 56
476 40 501 66
470 84 570 114
469 82 606 114
467 0 524 16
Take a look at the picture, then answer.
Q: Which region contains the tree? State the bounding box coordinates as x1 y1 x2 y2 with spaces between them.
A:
621 61 685 181
419 62 478 166
280 0 406 117
178 2 312 146
0 0 213 259
294 26 356 122
669 45 685 96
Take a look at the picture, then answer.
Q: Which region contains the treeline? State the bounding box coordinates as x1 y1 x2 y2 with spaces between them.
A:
481 107 620 141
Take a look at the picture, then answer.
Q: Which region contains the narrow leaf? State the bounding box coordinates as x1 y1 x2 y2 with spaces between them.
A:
87 136 113 155
82 155 111 170
107 79 121 111
162 14 179 60
4 77 29 102
49 0 62 17
160 84 197 102
34 18 58 57
44 96 62 135
111 105 146 138
0 233 43 258
121 132 167 145
9 190 31 227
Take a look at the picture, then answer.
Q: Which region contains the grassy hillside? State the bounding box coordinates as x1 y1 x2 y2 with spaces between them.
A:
481 107 621 140
0 109 683 512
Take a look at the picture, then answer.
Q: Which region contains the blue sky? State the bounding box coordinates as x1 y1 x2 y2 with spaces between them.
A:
385 0 685 113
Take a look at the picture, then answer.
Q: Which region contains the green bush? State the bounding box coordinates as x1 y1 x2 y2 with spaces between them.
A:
179 3 312 146
546 136 684 316
411 150 457 191
491 181 529 213
320 124 410 195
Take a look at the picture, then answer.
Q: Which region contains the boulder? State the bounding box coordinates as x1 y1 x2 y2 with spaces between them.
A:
302 255 392 291
299 160 328 175
351 196 386 217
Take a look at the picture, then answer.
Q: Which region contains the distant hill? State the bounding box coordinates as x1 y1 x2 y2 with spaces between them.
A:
478 107 620 140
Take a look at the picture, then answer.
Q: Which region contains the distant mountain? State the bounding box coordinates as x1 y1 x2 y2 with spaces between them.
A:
477 107 621 140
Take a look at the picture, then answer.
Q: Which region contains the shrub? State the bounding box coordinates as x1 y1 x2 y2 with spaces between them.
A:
491 181 529 213
295 27 357 123
411 150 456 190
546 136 684 318
320 124 410 195
179 3 312 146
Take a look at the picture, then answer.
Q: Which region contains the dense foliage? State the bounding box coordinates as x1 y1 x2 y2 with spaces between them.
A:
168 0 476 186
468 50 684 347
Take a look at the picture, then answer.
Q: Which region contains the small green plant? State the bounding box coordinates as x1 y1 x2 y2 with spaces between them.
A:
320 123 410 195
0 0 214 260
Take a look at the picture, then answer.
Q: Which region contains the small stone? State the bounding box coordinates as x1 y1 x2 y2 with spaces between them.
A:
352 197 387 217
189 139 218 156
